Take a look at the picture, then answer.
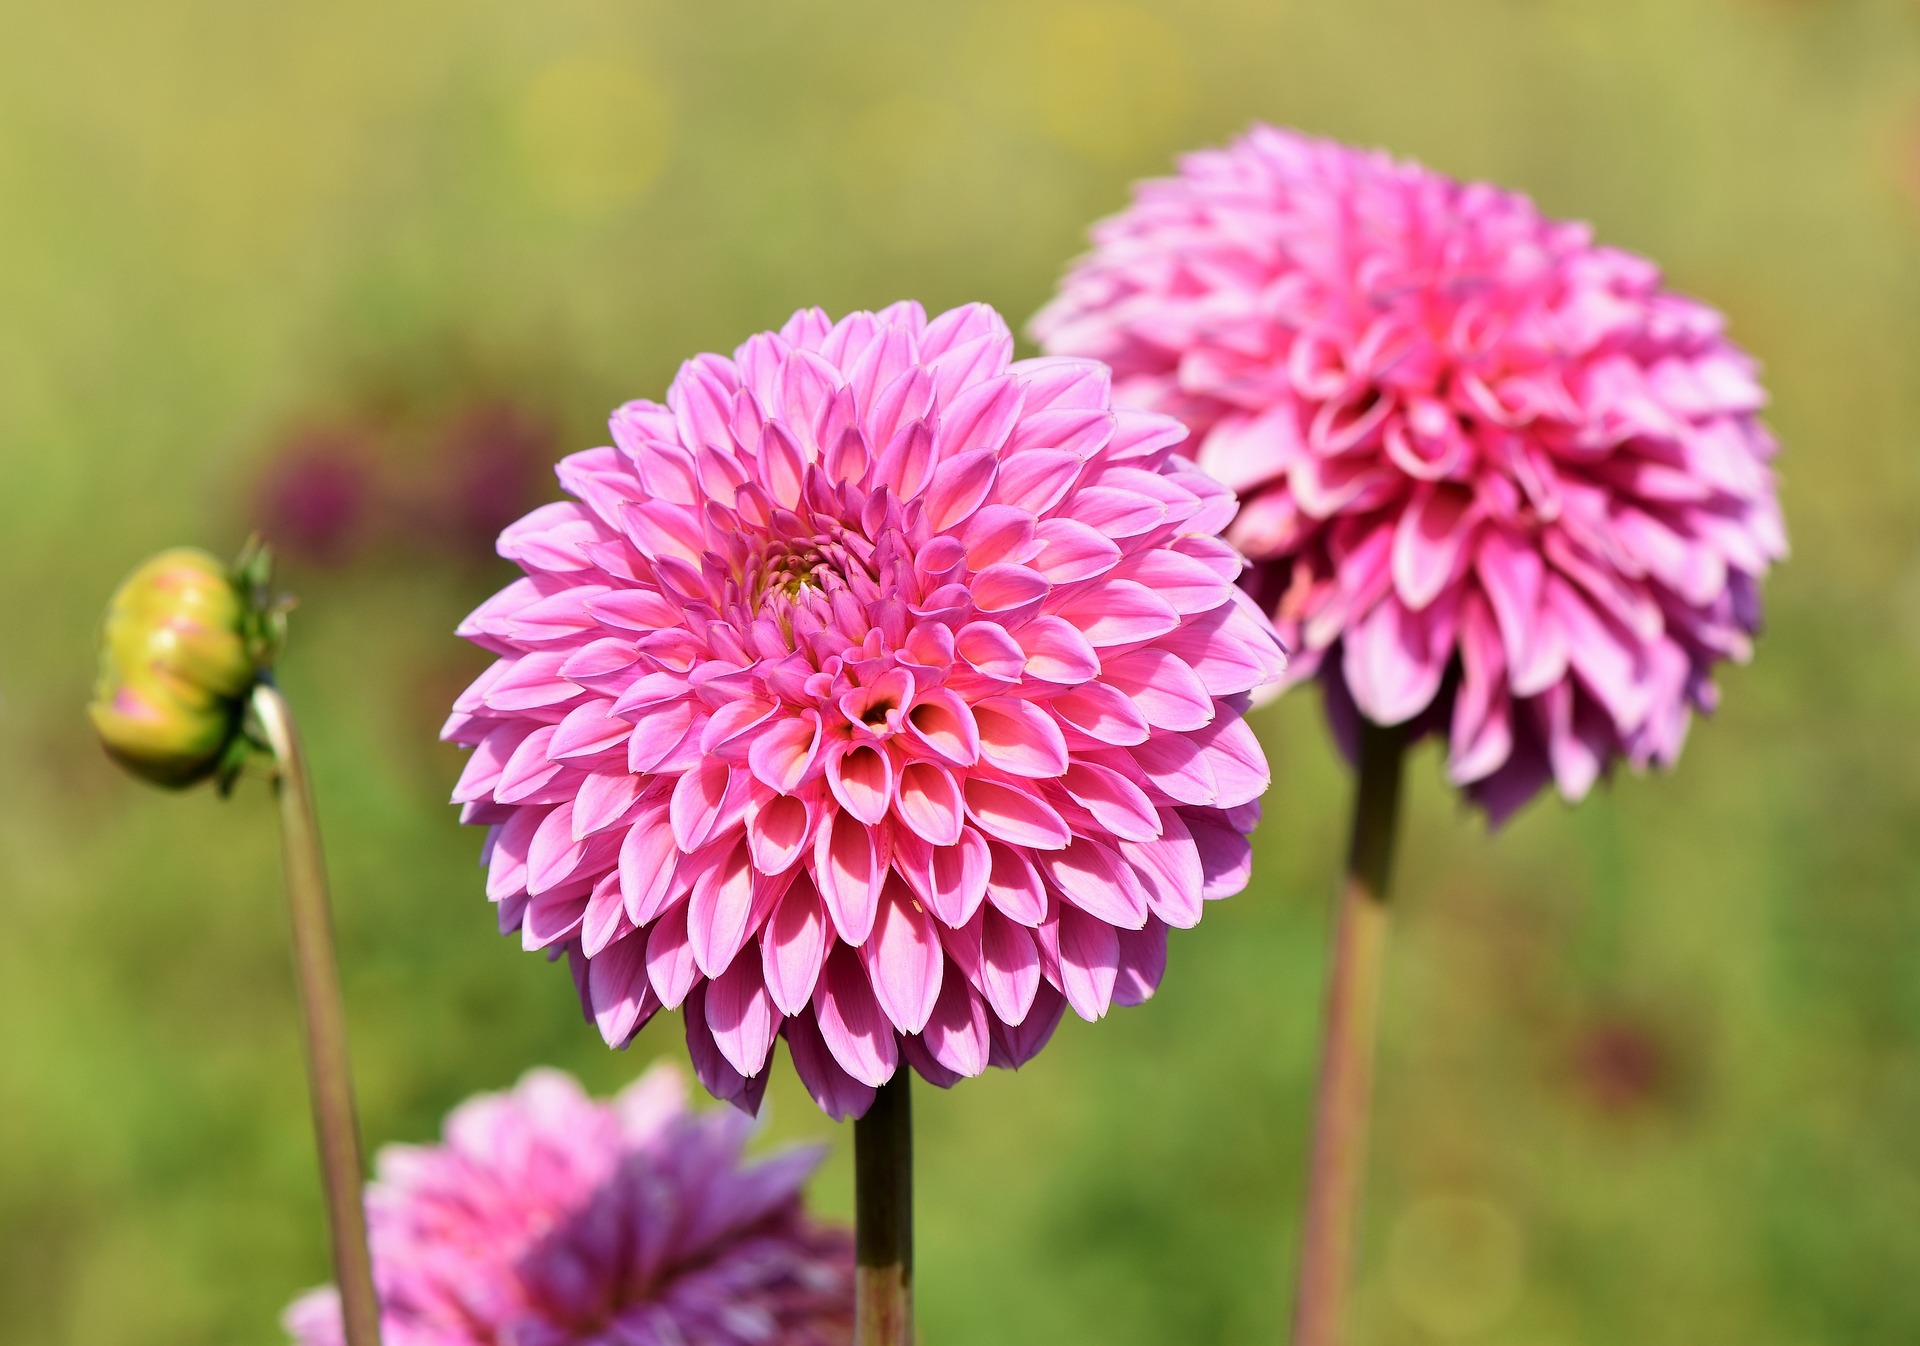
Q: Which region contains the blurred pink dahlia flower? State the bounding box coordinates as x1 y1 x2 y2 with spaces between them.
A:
284 1063 853 1346
1033 127 1785 822
443 302 1287 1118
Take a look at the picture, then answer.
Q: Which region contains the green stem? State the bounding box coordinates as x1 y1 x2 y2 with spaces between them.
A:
1290 718 1408 1346
251 684 382 1346
854 1072 914 1346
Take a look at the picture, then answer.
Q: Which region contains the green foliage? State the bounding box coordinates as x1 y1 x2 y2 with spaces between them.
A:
3 0 1920 1342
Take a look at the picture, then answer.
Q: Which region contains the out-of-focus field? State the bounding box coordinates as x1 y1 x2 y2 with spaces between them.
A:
3 1 1918 1342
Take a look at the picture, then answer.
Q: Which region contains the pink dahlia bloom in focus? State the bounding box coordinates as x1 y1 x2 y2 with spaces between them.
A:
443 302 1288 1117
1033 127 1785 822
283 1064 853 1346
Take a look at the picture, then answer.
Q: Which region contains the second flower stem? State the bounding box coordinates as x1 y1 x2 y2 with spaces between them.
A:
854 1071 914 1346
251 683 383 1346
1291 717 1408 1346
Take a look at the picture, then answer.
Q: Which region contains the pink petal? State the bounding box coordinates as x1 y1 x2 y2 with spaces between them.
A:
1038 837 1149 929
1017 617 1102 684
1341 594 1455 725
918 973 990 1078
954 622 1027 681
706 954 778 1077
1099 648 1214 733
1112 921 1168 1007
970 564 1051 614
645 903 699 1009
747 712 822 794
814 807 885 944
1114 549 1233 614
762 876 831 1015
1049 683 1150 747
827 742 894 826
921 448 999 531
685 839 762 979
894 825 990 927
1392 482 1478 612
894 760 965 846
619 803 682 925
862 878 944 1034
784 1011 878 1121
587 931 658 1047
979 907 1042 1024
1057 906 1120 1022
1060 762 1160 843
812 945 900 1087
973 698 1071 777
670 757 734 853
1054 580 1180 647
984 841 1048 926
684 984 768 1117
904 689 980 765
1117 809 1206 928
987 984 1067 1069
964 779 1071 850
1031 519 1122 582
746 792 813 875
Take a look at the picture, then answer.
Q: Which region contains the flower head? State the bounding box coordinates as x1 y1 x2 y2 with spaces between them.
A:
89 545 280 788
284 1064 853 1346
445 302 1286 1117
1033 127 1785 822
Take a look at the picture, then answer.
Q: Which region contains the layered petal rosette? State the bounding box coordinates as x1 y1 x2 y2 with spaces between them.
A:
1033 126 1785 821
284 1064 853 1346
444 302 1288 1118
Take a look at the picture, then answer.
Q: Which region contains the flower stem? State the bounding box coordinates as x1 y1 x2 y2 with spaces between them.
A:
1290 718 1408 1346
854 1072 913 1346
250 683 383 1346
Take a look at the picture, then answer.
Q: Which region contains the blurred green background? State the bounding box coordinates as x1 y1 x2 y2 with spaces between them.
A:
3 0 1918 1341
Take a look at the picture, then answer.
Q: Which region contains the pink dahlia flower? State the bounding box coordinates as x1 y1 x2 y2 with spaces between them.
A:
283 1064 853 1346
1033 127 1785 822
443 302 1288 1118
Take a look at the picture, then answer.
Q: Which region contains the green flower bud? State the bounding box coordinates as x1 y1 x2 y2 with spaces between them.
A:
89 547 265 788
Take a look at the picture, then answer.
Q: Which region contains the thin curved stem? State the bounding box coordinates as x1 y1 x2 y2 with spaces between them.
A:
1291 719 1408 1346
854 1072 913 1346
251 683 382 1346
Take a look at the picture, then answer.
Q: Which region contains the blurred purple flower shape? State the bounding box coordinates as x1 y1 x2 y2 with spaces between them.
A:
284 1064 853 1346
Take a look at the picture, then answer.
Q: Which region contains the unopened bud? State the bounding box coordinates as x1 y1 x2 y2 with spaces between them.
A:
89 547 266 788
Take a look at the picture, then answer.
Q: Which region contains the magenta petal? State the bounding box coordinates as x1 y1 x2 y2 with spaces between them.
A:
979 906 1042 1025
1391 482 1477 612
812 945 900 1087
761 876 830 1015
705 954 778 1078
587 930 658 1047
1038 837 1149 930
894 761 965 846
861 878 944 1034
1341 595 1452 726
684 984 767 1117
918 972 990 1078
784 1012 878 1121
972 698 1071 777
983 841 1048 926
813 808 884 945
685 839 759 979
1117 809 1205 928
1056 905 1121 1022
1112 920 1169 1007
964 779 1071 850
645 904 699 1009
987 983 1067 1069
